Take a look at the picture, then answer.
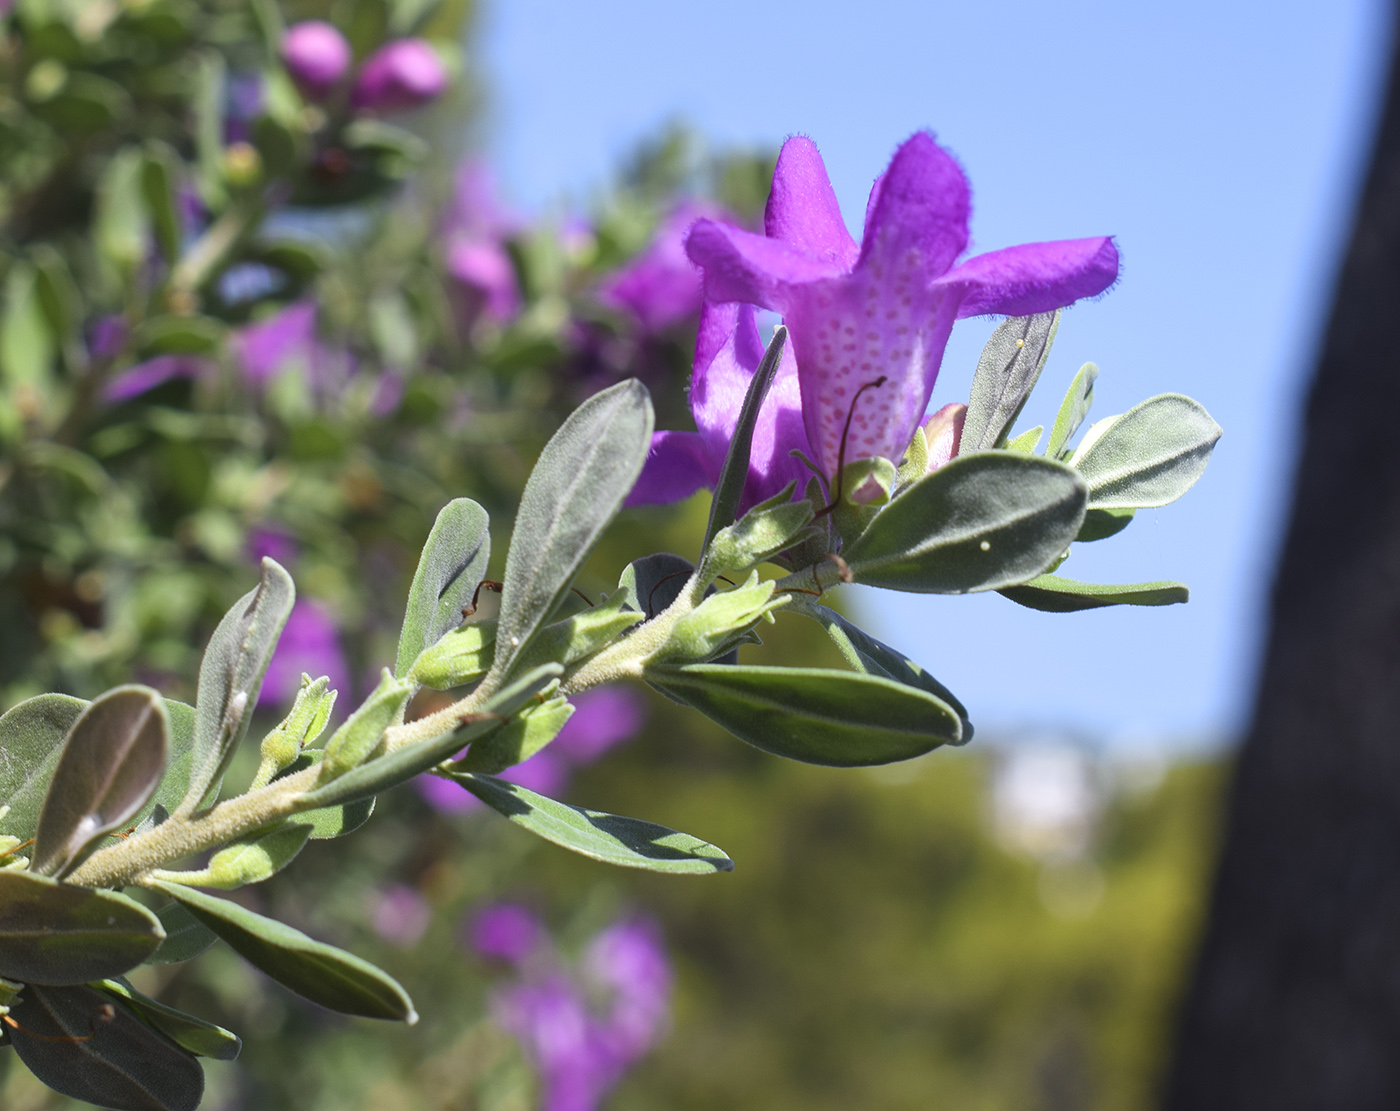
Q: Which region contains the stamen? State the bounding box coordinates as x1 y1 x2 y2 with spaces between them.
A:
462 580 504 619
0 838 34 861
814 376 888 519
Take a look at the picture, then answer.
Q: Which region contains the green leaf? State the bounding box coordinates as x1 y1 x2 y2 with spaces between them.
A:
132 314 225 357
451 773 733 874
1072 393 1223 509
192 50 227 209
95 147 151 275
0 694 88 842
316 672 414 784
1076 506 1135 543
453 696 573 775
702 325 789 552
660 573 786 663
144 903 217 967
142 141 184 265
614 553 695 619
960 312 1059 452
296 664 564 811
646 664 963 766
788 599 972 743
148 881 416 1023
32 687 169 878
488 379 653 685
183 558 295 813
506 602 643 681
139 700 197 831
1 260 56 388
7 983 204 1111
999 574 1190 612
158 822 310 891
844 453 1087 594
395 498 491 679
98 979 240 1061
1003 425 1043 454
30 244 83 354
1046 362 1099 459
0 873 164 985
702 483 814 580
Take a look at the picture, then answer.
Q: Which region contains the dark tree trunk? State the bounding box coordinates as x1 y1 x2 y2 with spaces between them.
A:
1164 10 1400 1109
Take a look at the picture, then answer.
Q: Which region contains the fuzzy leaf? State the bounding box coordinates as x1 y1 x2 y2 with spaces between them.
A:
0 873 164 985
98 978 241 1061
452 773 733 873
149 881 416 1023
395 498 491 679
844 453 1087 594
961 312 1059 452
646 664 962 766
999 574 1190 612
32 687 169 878
488 379 653 685
183 559 295 812
0 694 88 842
144 903 217 967
1046 362 1099 459
7 983 204 1111
1072 393 1222 509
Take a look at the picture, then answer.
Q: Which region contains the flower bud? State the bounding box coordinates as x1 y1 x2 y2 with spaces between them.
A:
351 39 449 113
281 21 352 99
923 403 966 472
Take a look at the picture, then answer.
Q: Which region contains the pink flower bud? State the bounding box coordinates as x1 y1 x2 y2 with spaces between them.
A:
351 39 449 113
924 403 967 472
281 21 352 99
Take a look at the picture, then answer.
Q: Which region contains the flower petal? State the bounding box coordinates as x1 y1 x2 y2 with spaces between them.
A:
856 132 970 281
685 220 841 310
764 137 859 270
942 236 1120 319
625 430 717 507
786 275 960 476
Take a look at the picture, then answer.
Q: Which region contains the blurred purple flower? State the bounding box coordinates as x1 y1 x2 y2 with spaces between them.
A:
628 300 811 513
351 39 448 113
469 903 546 965
416 687 645 813
370 883 432 948
247 528 297 568
234 300 349 393
282 21 352 99
595 201 732 332
443 163 520 325
486 913 672 1111
89 315 127 361
684 132 1119 483
224 73 264 143
259 599 351 709
103 355 208 402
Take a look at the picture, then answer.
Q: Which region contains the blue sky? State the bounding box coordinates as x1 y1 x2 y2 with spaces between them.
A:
479 0 1390 746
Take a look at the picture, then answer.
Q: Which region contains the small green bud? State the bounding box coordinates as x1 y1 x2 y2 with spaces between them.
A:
317 670 414 784
409 621 497 689
701 484 815 582
453 694 574 775
155 823 311 891
659 573 788 663
505 599 643 681
251 674 336 790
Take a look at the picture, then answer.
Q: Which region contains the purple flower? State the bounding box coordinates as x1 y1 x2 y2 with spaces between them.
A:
233 300 349 392
417 687 645 813
103 355 208 402
370 883 431 948
351 39 448 113
247 527 298 568
442 163 520 325
595 201 731 332
628 300 811 513
469 903 546 965
684 132 1119 480
488 914 672 1111
89 315 127 360
282 21 352 99
259 599 351 709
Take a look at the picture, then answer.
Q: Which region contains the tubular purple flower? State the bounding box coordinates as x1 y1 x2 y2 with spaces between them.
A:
469 903 547 965
351 39 448 113
281 21 352 99
103 355 209 402
685 132 1119 479
234 300 349 391
443 162 521 324
595 200 731 332
627 300 813 512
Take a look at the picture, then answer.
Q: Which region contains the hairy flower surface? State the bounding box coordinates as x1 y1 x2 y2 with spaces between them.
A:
684 133 1118 478
628 300 811 512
